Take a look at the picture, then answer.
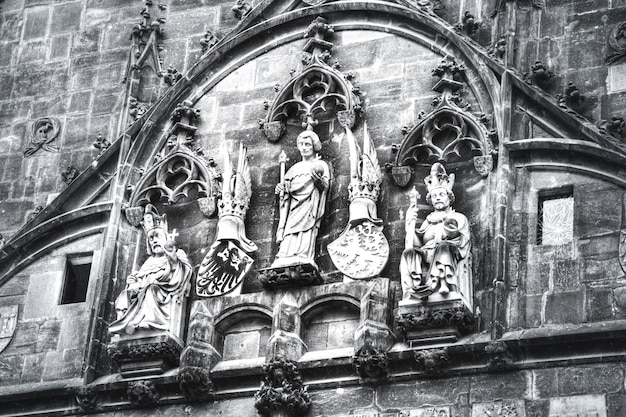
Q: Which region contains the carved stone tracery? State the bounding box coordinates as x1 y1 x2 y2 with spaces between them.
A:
124 100 220 225
392 60 495 185
260 16 363 141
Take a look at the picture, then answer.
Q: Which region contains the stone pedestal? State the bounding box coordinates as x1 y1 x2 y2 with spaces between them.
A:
107 331 183 378
258 262 322 289
395 293 474 347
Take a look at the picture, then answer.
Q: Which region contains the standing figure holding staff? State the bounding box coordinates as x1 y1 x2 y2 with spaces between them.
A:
271 129 330 269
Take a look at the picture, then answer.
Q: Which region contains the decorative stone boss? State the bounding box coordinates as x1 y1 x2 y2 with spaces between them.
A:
400 163 472 305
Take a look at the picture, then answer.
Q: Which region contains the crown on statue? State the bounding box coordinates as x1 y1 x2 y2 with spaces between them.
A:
348 179 381 202
140 204 168 234
424 162 455 194
218 194 249 219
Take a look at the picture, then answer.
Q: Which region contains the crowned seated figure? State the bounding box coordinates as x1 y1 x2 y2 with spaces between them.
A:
109 204 192 341
400 163 472 306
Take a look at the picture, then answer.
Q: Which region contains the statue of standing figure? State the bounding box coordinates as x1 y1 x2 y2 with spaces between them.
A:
271 129 330 269
109 204 192 337
400 163 472 304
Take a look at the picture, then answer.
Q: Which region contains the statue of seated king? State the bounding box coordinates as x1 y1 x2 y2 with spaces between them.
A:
400 163 472 305
108 204 193 376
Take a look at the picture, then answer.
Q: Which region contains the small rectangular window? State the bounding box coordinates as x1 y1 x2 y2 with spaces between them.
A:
537 189 574 246
60 254 92 304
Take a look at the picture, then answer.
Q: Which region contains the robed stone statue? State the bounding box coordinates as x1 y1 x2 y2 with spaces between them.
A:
271 129 330 269
400 163 472 304
109 204 192 337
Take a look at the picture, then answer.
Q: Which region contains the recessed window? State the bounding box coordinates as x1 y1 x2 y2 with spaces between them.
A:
60 254 92 304
537 190 574 246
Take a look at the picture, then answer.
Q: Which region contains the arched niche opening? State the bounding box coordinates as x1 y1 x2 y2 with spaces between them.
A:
214 310 272 361
301 299 360 353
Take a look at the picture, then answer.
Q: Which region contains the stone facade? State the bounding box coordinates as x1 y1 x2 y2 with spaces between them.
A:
0 0 626 416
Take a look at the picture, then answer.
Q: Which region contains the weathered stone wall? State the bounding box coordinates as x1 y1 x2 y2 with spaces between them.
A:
0 0 238 238
54 361 626 416
1 0 626 416
0 233 100 386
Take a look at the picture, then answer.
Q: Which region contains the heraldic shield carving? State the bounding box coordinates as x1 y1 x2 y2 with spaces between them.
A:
196 143 257 297
0 305 18 354
328 124 389 279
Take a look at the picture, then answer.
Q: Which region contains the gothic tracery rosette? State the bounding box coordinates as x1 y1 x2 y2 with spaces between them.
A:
392 60 495 185
260 17 363 140
125 101 220 225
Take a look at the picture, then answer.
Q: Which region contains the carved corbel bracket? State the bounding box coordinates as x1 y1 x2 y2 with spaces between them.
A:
414 347 449 375
258 262 323 289
390 60 495 186
260 16 364 142
127 380 160 407
124 101 221 225
254 357 311 417
178 367 214 400
73 387 98 412
484 340 516 370
353 345 389 380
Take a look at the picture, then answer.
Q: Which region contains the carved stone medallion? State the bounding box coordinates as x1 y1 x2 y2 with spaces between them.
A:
24 117 61 157
0 305 18 354
196 241 254 297
328 221 389 279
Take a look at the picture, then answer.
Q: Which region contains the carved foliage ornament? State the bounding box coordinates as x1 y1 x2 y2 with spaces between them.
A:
261 17 363 141
392 60 494 184
255 357 311 417
606 21 626 65
127 380 160 406
414 347 449 374
24 117 60 157
178 366 213 400
352 345 389 380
